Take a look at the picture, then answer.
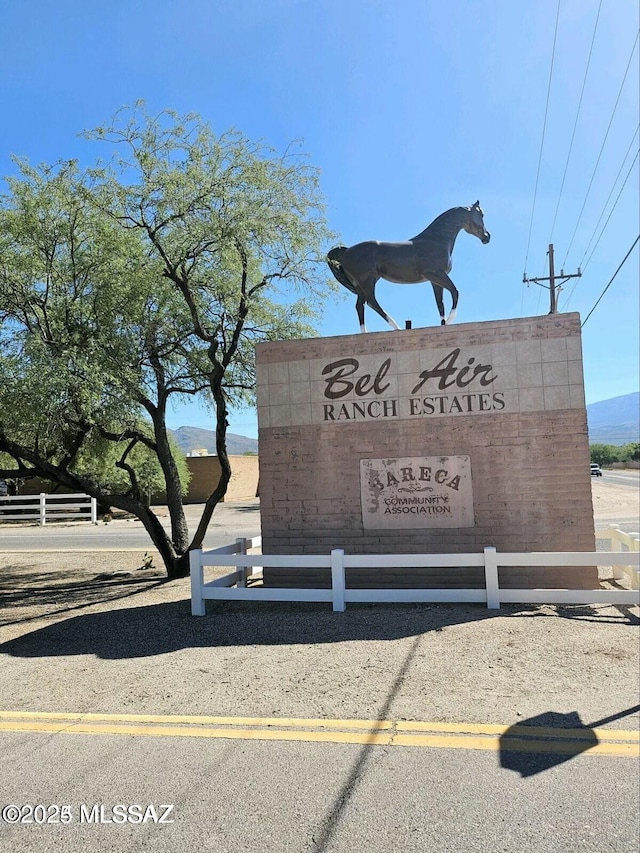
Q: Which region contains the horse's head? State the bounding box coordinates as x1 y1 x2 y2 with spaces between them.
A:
464 201 490 244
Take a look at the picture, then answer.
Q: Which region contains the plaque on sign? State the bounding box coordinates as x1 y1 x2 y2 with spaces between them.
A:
360 456 474 529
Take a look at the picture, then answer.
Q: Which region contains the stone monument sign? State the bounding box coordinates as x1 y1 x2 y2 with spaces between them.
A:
256 313 596 589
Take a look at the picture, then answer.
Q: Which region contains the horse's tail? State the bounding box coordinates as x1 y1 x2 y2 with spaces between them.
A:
327 246 358 294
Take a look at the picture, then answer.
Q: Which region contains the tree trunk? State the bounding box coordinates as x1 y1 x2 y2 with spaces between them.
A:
151 407 190 556
101 498 191 580
189 365 232 549
0 432 190 580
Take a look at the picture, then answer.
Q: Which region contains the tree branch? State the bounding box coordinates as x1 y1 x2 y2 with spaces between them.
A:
116 438 143 502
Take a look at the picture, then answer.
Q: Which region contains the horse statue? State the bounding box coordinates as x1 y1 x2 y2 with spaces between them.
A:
327 201 490 332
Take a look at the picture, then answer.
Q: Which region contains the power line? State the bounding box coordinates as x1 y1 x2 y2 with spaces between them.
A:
580 150 639 273
578 124 640 269
561 140 639 310
581 235 640 327
522 0 561 285
548 0 602 246
562 30 639 269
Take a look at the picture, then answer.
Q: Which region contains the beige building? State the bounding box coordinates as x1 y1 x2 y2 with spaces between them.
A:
179 454 259 503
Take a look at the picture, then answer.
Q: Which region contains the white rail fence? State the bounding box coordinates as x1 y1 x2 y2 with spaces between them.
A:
596 526 639 590
190 536 640 615
0 493 97 525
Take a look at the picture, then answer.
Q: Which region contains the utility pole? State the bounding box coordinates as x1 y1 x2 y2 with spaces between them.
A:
522 244 581 314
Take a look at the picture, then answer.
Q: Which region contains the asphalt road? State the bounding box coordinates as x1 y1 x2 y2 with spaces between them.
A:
600 469 640 489
0 501 262 553
1 722 638 853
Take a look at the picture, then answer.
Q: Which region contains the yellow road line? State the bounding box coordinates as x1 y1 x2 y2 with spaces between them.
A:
393 733 638 757
0 720 392 746
395 720 640 742
0 710 393 731
0 711 637 757
0 710 636 741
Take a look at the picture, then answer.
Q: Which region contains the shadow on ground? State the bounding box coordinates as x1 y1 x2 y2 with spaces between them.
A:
3 598 502 658
1 594 637 660
0 562 167 628
499 706 640 776
515 601 639 626
232 503 260 513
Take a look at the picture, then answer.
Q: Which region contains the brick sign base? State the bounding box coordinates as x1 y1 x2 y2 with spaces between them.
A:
256 314 597 589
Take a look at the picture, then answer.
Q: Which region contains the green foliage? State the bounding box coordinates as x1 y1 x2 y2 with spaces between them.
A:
0 105 334 576
589 443 640 466
83 105 337 404
617 442 640 463
0 159 188 499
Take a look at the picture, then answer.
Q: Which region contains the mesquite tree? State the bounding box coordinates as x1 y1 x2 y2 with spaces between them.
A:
0 106 335 577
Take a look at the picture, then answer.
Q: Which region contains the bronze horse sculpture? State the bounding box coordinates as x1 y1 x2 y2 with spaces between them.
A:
327 202 490 332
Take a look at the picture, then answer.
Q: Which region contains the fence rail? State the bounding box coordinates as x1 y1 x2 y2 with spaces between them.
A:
596 526 639 590
190 537 640 615
0 493 97 525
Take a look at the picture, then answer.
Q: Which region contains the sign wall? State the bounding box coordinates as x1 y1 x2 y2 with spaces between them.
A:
256 314 597 589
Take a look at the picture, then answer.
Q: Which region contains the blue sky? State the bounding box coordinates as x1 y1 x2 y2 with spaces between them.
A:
1 0 638 439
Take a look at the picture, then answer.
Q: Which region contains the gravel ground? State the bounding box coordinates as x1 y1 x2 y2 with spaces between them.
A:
0 479 638 728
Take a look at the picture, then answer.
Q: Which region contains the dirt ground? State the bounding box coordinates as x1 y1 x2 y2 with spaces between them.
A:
0 479 638 727
590 474 639 527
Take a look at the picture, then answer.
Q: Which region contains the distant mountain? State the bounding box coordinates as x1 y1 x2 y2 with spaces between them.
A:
587 392 639 445
171 426 258 456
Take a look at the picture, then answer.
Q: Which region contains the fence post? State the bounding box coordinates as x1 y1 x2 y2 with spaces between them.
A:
483 546 500 609
190 549 205 616
630 534 640 590
622 531 640 590
90 497 98 525
236 538 247 587
609 526 626 580
39 493 47 526
331 549 346 612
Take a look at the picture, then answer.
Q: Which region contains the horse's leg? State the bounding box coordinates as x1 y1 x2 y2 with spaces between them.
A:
431 283 446 325
368 294 400 331
356 294 367 333
364 279 400 331
430 272 459 324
